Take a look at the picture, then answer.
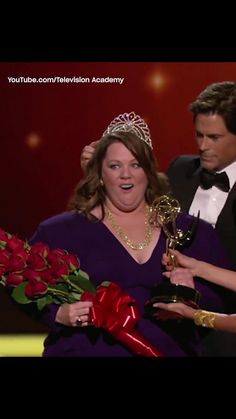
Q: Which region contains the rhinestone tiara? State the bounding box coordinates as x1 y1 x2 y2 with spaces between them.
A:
102 111 153 149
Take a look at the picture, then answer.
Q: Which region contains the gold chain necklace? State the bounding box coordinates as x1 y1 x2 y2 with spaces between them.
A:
105 206 153 250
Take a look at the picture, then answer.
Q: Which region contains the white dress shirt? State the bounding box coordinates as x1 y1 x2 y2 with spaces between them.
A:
189 161 236 228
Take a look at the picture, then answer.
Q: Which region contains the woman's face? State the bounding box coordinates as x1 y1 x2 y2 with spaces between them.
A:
101 141 148 212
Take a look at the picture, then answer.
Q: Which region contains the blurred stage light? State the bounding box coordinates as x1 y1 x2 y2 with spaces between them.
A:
25 132 42 149
147 72 169 91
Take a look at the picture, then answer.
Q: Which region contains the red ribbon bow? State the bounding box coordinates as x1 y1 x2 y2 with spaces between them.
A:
81 282 164 357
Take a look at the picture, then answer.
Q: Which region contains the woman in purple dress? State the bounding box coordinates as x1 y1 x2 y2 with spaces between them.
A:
30 112 231 357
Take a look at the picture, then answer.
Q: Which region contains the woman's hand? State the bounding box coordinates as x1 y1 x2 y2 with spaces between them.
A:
163 267 195 289
162 249 200 276
55 301 93 327
153 302 197 320
80 140 99 172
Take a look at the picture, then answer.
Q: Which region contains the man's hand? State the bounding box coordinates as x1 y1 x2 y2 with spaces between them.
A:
80 140 100 172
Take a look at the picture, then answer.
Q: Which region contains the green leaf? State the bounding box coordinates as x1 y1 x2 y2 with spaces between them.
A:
0 276 6 286
78 269 90 280
36 295 54 311
52 282 68 292
70 272 96 294
69 292 82 301
12 283 31 304
0 240 7 249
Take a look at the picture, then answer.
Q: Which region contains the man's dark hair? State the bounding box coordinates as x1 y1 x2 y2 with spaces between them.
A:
189 81 236 134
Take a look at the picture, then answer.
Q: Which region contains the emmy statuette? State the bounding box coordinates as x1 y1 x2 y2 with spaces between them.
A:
145 195 200 320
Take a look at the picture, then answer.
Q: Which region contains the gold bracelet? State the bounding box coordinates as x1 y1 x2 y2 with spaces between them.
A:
194 310 217 329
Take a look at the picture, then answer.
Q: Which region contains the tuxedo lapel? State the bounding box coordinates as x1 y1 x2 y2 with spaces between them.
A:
177 176 200 212
169 157 202 212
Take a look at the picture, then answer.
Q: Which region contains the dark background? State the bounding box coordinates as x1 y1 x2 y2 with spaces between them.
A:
1 62 236 333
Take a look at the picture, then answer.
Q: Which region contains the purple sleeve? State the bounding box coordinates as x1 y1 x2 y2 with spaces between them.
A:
182 216 233 312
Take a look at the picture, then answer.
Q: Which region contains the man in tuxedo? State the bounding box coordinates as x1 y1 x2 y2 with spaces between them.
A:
167 81 236 355
168 81 236 271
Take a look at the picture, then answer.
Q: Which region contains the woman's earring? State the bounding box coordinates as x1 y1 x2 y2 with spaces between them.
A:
100 179 104 186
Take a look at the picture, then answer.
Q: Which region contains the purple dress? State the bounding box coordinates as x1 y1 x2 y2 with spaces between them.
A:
29 211 231 357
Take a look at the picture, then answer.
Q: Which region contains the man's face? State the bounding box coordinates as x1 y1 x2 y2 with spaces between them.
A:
194 113 236 172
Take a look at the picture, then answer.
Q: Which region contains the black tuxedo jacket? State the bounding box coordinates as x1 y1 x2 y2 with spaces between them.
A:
167 155 236 269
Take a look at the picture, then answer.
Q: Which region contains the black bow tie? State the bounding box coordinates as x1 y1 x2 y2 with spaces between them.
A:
200 170 230 192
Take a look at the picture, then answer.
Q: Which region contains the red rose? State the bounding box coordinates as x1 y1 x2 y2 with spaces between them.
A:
27 253 48 271
47 249 67 265
0 249 11 266
8 254 27 272
6 273 24 287
63 254 80 270
30 242 49 258
50 263 69 279
40 269 58 284
13 248 29 260
0 228 9 242
6 235 25 252
25 278 48 298
24 269 43 281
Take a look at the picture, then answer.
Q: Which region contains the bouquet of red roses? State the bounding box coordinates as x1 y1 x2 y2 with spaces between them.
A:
0 227 163 357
